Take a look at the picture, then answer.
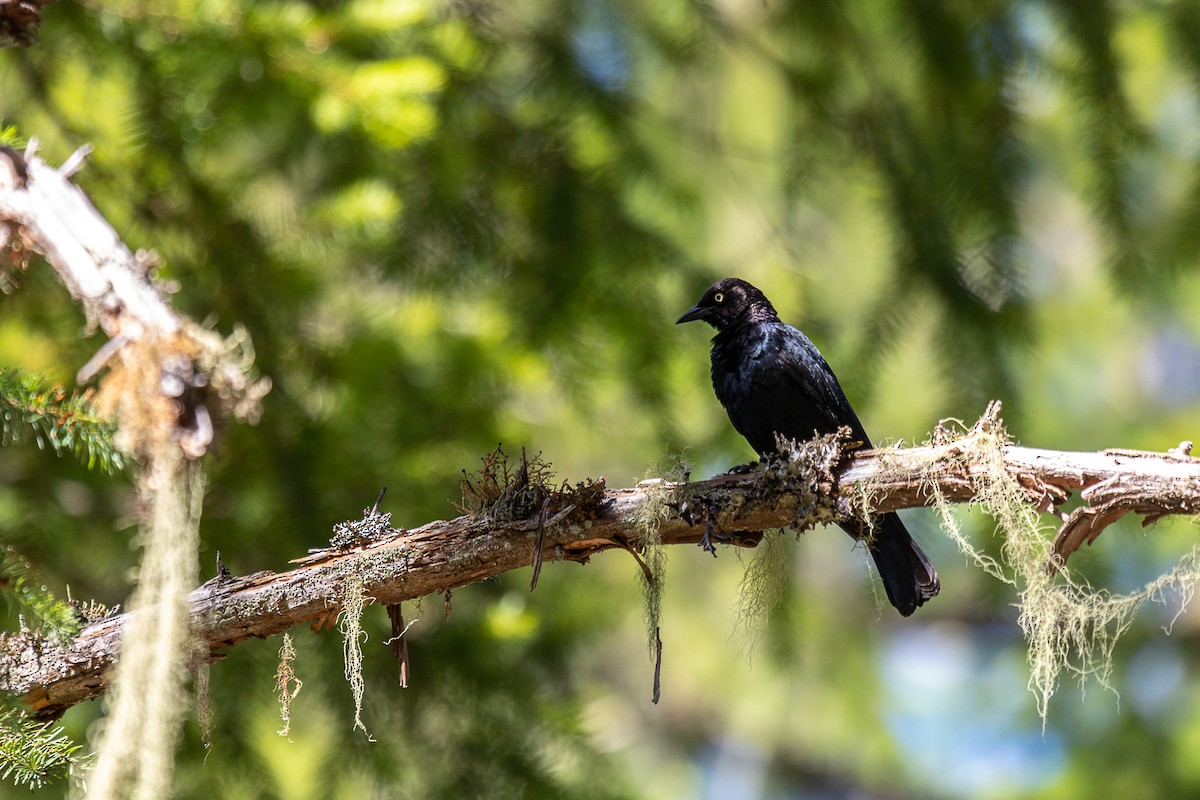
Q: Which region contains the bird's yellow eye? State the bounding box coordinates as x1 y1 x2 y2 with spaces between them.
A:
713 292 725 303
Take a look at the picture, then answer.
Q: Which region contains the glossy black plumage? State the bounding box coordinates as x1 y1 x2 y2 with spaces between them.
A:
677 277 940 616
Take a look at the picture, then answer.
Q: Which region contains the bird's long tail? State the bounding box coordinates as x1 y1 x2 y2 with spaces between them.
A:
842 512 939 616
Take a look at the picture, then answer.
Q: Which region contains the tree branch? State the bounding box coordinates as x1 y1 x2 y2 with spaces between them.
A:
5 407 1200 718
1 139 269 795
0 142 268 456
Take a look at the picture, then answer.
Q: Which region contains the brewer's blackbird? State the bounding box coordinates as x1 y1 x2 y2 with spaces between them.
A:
677 277 939 616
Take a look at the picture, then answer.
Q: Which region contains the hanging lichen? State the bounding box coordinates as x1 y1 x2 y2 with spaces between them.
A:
733 529 789 657
636 462 690 635
632 454 694 702
913 412 1200 722
86 454 204 800
633 479 667 700
274 634 302 739
338 576 372 740
196 664 212 752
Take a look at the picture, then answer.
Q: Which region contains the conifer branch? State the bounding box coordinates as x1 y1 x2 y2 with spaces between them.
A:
0 709 83 788
0 548 79 640
0 369 124 473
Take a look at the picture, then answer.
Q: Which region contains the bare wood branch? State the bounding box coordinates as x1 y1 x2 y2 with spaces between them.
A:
0 144 179 339
0 145 268 456
0 141 269 796
5 422 1200 719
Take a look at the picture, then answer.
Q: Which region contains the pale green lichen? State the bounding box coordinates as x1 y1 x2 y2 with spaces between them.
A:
634 454 694 685
338 576 373 740
196 664 212 751
733 529 789 658
633 480 669 663
918 412 1200 723
730 430 854 649
275 633 303 739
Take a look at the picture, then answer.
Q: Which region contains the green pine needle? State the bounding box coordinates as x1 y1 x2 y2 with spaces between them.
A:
0 709 84 789
0 123 21 148
0 547 80 640
0 369 124 474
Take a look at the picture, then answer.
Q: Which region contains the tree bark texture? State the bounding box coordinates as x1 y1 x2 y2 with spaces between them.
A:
4 413 1200 719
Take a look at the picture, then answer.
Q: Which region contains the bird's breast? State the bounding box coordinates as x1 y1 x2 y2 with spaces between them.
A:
709 332 773 409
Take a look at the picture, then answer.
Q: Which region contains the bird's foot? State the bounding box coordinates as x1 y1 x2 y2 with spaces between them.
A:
699 520 727 557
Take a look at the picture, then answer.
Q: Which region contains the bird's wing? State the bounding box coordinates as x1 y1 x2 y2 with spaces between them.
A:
760 324 873 447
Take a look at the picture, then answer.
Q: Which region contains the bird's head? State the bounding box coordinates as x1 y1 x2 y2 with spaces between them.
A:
675 277 778 331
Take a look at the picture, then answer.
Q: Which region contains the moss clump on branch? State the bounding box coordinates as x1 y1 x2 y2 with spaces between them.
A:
330 490 395 550
458 446 606 525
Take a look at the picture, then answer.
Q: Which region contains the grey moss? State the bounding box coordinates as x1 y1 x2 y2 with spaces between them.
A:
633 479 668 662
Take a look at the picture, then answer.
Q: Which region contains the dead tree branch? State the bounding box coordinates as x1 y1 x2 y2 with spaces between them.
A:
1 141 268 796
0 143 269 454
4 407 1200 718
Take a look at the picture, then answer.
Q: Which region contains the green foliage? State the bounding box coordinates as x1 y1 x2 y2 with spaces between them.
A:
3 1 1200 797
0 123 20 148
0 370 123 474
0 710 83 789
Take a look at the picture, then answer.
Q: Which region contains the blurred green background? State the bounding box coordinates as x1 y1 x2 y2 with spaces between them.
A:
4 0 1200 797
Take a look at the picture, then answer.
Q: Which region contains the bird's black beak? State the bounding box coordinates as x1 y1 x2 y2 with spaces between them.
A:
675 304 710 325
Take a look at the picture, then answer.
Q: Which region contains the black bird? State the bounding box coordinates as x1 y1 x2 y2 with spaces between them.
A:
677 277 939 616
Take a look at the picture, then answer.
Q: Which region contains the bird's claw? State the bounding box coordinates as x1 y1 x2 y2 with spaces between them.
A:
699 520 727 557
